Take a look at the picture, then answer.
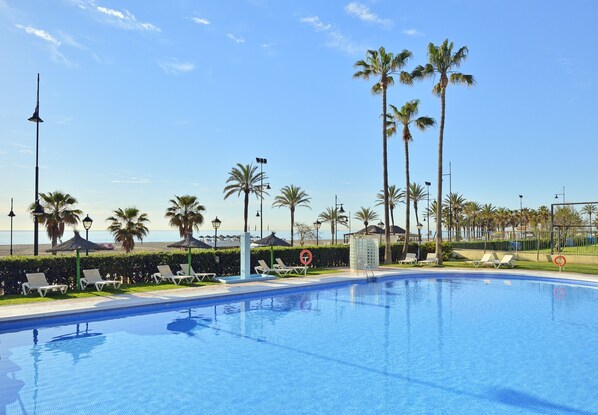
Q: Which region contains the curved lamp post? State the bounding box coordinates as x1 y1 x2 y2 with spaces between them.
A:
8 198 15 256
82 214 93 256
417 223 423 260
313 219 321 246
334 195 345 244
29 73 44 256
211 216 221 250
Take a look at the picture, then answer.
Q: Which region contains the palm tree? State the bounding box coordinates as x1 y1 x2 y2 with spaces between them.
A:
494 207 511 236
30 191 82 254
536 205 551 231
165 195 206 237
223 163 266 233
353 46 412 263
410 39 475 264
319 207 348 244
463 201 482 240
354 207 379 234
376 185 403 233
444 192 466 241
106 207 150 253
387 100 435 256
581 204 597 238
272 185 311 246
409 183 429 243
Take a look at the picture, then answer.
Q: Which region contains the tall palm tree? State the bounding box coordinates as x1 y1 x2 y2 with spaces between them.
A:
165 195 206 237
223 163 266 233
444 192 466 241
479 203 496 240
409 183 429 243
319 207 348 244
272 185 311 246
581 204 597 238
410 39 475 264
536 205 551 231
353 46 412 263
387 100 435 256
375 185 403 233
463 201 482 240
354 207 379 234
494 207 511 236
106 207 149 253
30 191 82 254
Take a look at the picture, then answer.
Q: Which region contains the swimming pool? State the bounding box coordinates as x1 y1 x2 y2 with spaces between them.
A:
1 274 598 414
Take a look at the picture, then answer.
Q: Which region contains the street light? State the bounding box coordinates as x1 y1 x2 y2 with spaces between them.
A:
29 73 44 256
82 214 93 256
555 186 566 203
519 195 524 242
8 198 15 256
334 195 344 244
425 181 431 241
313 220 321 246
256 157 269 239
417 223 423 260
211 216 221 249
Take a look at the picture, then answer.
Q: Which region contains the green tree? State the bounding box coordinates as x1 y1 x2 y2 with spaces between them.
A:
223 163 266 233
30 191 82 254
409 183 429 243
387 100 435 256
354 207 379 234
319 207 348 244
410 39 475 264
375 185 403 233
165 195 206 237
444 192 466 241
463 201 481 241
353 46 412 263
581 204 597 237
107 207 150 253
272 185 311 246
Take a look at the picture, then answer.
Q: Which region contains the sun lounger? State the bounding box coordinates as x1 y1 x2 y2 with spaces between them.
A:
274 258 308 275
152 265 194 285
419 253 438 266
81 269 122 291
465 253 494 268
398 253 418 265
486 254 516 268
23 273 68 297
255 260 292 277
178 264 216 282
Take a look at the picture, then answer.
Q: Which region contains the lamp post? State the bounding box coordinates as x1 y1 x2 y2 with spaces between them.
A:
417 223 423 260
425 181 431 241
8 198 15 256
313 220 321 246
519 195 524 242
211 216 221 250
256 157 269 239
442 162 452 241
82 214 93 256
29 73 44 256
554 186 566 203
334 195 344 245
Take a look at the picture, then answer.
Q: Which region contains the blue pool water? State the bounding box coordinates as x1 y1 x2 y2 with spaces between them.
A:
2 274 598 414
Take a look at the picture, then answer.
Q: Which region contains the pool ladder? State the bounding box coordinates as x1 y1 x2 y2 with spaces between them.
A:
357 260 376 281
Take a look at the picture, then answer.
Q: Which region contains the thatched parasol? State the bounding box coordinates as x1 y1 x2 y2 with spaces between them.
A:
46 231 110 290
253 232 291 247
167 234 211 275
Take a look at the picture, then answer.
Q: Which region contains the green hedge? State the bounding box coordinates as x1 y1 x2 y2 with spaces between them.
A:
452 239 551 251
0 242 453 295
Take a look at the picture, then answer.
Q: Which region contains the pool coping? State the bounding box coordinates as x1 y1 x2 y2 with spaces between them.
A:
1 267 597 323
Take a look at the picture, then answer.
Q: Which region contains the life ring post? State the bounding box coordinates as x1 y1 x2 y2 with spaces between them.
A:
300 249 313 266
553 255 567 271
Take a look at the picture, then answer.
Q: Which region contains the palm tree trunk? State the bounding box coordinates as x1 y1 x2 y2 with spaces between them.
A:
414 200 421 242
51 235 57 256
390 207 395 234
243 191 249 233
382 85 391 263
403 138 411 258
436 87 447 265
330 223 335 244
290 207 295 246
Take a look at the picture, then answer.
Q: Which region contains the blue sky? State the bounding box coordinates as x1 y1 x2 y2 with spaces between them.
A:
0 0 596 233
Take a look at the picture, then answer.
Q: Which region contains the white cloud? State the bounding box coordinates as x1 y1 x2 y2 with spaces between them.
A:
344 2 392 26
261 43 275 48
300 16 331 31
192 17 210 25
96 6 124 19
403 28 423 37
158 59 195 75
16 24 60 46
227 33 245 44
69 1 160 32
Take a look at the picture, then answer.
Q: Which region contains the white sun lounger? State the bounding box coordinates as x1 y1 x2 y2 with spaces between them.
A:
178 264 216 282
23 273 68 297
398 253 418 265
152 265 194 285
81 269 123 291
419 253 438 266
274 258 308 275
486 254 516 268
465 253 494 268
255 260 292 277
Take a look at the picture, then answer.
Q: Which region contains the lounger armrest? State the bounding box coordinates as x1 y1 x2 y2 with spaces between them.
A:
151 273 162 283
176 271 185 276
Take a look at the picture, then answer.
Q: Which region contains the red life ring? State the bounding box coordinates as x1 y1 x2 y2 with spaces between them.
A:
300 249 313 266
553 255 567 267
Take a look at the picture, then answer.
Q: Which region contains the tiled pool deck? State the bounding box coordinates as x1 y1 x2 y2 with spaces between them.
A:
1 267 597 323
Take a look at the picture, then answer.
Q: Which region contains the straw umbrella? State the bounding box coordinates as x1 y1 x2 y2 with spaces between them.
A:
46 231 110 290
167 233 211 275
253 232 291 247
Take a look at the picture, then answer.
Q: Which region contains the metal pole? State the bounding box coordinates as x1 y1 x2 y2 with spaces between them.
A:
334 195 338 245
316 227 319 246
449 162 452 242
34 74 41 256
425 181 431 241
550 204 555 254
9 198 14 256
214 227 218 250
260 163 263 239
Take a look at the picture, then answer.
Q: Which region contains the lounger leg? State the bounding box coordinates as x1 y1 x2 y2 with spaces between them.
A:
39 289 46 297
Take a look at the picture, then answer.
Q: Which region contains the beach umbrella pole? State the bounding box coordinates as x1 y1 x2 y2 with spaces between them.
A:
188 246 192 275
76 249 81 291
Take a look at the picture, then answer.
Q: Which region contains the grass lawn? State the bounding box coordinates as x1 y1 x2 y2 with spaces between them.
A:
0 268 343 307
